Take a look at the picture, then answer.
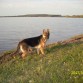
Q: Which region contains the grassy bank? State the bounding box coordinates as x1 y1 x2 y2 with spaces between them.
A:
0 36 83 83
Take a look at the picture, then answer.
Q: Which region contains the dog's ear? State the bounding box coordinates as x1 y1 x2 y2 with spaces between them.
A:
47 29 49 32
43 29 45 33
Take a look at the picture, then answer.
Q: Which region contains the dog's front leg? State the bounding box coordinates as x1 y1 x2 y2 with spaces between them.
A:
40 47 45 56
37 49 40 55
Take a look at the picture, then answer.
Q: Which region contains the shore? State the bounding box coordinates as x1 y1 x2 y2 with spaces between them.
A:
0 34 83 83
0 34 83 63
0 14 83 18
46 34 83 47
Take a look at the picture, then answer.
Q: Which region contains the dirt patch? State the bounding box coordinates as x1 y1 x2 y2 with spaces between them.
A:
60 34 83 45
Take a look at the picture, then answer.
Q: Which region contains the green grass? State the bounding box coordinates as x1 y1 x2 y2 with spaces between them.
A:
0 42 83 83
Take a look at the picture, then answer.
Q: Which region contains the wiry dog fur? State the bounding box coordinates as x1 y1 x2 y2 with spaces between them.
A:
13 29 50 58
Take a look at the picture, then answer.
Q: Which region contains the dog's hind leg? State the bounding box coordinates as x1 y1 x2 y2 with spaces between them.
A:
21 51 28 59
20 43 28 59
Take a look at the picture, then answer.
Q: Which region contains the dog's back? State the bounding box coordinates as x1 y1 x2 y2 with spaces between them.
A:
21 35 42 47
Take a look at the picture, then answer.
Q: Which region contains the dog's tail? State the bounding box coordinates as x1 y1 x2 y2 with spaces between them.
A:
10 43 20 57
0 43 20 64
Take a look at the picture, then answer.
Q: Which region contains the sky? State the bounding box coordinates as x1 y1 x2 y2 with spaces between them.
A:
0 0 83 16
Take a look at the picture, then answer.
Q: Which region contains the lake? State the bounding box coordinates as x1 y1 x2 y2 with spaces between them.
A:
0 17 83 52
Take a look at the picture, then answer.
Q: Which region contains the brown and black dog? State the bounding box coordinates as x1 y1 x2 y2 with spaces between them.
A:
13 29 50 58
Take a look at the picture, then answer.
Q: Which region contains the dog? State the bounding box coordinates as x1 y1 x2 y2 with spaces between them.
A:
12 29 50 58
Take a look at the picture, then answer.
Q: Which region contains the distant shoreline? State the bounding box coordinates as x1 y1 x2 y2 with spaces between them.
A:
0 14 62 17
0 14 83 18
64 15 83 18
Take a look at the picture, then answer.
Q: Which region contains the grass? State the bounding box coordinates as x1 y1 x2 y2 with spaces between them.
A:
0 42 83 83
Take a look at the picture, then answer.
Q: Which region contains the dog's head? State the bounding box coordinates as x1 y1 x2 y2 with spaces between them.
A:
42 29 50 40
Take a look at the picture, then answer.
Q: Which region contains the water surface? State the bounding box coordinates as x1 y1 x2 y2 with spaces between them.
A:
0 17 83 52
